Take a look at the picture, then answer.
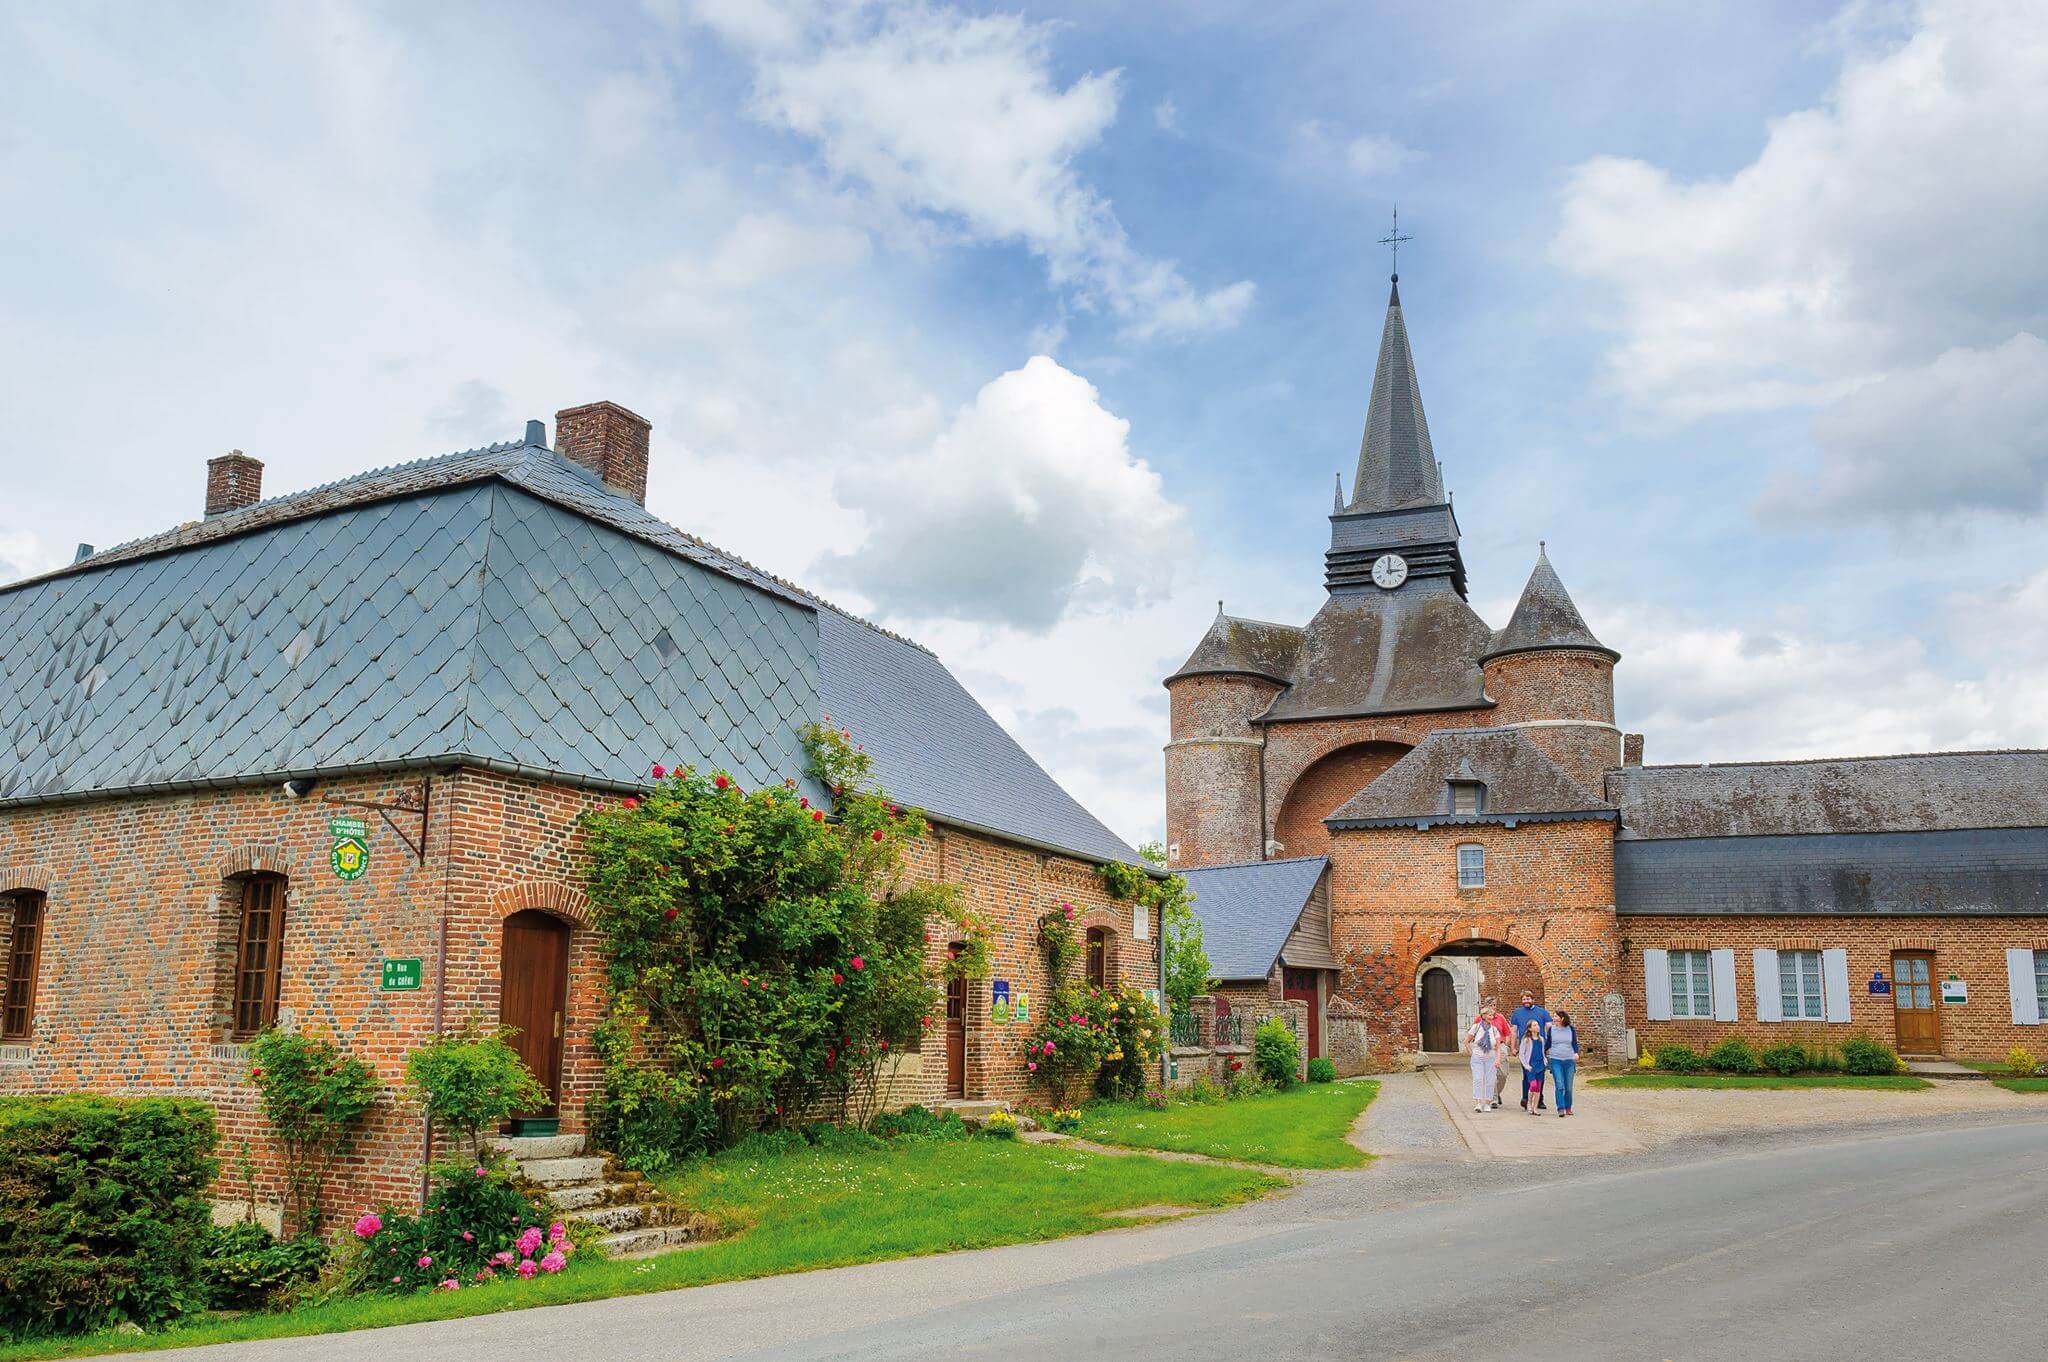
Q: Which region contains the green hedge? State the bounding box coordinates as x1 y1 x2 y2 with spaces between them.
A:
0 1095 219 1339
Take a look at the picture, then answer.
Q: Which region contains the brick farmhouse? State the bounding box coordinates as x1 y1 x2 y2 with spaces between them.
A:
1168 277 2048 1071
0 406 1160 1219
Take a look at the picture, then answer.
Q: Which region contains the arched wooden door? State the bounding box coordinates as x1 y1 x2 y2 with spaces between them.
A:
1420 967 1458 1052
500 910 570 1122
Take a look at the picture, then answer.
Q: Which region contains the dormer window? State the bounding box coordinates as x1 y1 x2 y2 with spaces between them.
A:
1449 781 1485 815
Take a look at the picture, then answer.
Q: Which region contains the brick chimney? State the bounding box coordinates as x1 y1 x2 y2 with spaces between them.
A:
555 401 651 505
1622 733 1645 766
205 451 264 517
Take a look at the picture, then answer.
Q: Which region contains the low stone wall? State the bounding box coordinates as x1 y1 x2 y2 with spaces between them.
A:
1164 995 1311 1086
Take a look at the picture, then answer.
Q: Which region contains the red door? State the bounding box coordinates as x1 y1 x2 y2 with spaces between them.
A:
1283 967 1322 1059
500 911 570 1120
944 947 967 1098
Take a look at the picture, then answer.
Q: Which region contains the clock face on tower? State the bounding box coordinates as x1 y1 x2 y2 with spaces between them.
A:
1371 553 1409 589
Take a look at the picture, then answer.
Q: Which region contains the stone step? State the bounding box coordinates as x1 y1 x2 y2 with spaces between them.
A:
546 1182 612 1210
933 1099 1010 1120
492 1133 588 1160
519 1155 608 1187
567 1199 692 1232
599 1223 700 1259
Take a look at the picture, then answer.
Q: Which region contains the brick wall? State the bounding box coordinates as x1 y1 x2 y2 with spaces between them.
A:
1271 741 1410 860
1259 708 1494 848
1622 913 2048 1062
0 768 1157 1222
1163 675 1279 868
1325 818 1620 1065
1481 650 1618 794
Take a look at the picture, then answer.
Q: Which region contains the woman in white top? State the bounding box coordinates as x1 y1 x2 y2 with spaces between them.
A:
1463 1011 1498 1112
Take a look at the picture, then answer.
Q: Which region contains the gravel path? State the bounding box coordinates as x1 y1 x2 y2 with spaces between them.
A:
1354 1071 1469 1160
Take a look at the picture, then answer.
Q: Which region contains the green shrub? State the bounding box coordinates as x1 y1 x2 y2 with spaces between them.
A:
2007 1045 2039 1078
869 1105 969 1142
200 1221 327 1312
344 1154 566 1294
405 1025 545 1152
1706 1037 1762 1075
1183 1076 1224 1104
1254 1018 1300 1089
1760 1043 1810 1076
0 1095 218 1339
1807 1047 1845 1074
1306 1057 1336 1083
1094 986 1166 1101
1840 1033 1903 1076
1653 1044 1705 1074
248 1029 382 1233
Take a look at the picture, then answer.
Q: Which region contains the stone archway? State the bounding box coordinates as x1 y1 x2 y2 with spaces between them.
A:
1271 741 1411 859
1413 938 1545 1053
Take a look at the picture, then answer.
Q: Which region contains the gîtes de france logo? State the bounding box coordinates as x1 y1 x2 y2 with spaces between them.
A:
329 816 369 881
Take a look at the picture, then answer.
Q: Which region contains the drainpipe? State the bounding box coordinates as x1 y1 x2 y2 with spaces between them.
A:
421 775 448 1209
1158 888 1169 1091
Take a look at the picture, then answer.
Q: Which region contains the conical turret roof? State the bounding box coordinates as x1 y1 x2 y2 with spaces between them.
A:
1482 546 1617 662
1348 277 1444 513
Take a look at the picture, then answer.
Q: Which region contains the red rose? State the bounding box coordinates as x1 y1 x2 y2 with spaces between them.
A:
740 977 749 986
650 763 666 779
664 908 678 920
850 955 865 971
250 1068 264 1079
714 775 729 790
1230 1060 1243 1071
880 1040 889 1051
799 797 809 809
870 829 884 842
621 797 639 810
812 810 825 823
710 1057 724 1069
832 972 845 985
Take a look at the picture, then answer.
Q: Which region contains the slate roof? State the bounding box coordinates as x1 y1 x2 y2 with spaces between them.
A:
0 431 1141 866
1257 582 1494 723
1615 827 2048 917
1482 547 1615 662
1165 610 1302 685
1348 278 1444 513
1607 752 2048 840
1326 727 1614 825
1180 856 1329 981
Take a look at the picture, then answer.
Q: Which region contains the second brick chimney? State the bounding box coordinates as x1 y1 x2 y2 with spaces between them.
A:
205 451 264 517
555 401 651 506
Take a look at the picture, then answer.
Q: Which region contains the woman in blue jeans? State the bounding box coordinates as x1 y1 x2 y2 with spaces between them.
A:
1545 1010 1580 1117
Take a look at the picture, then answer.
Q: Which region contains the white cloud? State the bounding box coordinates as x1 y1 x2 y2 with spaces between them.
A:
1554 0 2048 516
697 0 1253 340
1345 132 1424 179
818 356 1188 632
1152 96 1180 133
0 529 65 584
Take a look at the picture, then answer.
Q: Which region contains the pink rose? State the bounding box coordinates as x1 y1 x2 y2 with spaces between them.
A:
539 1250 567 1274
651 763 666 779
517 1259 538 1279
354 1213 382 1239
1027 1061 1038 1071
850 955 865 971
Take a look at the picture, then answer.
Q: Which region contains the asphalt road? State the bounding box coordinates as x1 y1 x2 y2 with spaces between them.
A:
138 1113 2048 1362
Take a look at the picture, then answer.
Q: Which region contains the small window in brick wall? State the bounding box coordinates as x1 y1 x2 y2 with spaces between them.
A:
231 875 288 1039
1456 844 1485 889
2 892 45 1041
1086 928 1108 988
2037 951 2048 1021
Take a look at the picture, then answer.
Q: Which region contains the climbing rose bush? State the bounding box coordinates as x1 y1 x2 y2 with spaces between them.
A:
585 724 988 1169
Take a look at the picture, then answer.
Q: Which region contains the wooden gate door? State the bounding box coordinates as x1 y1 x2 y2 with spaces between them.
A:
1890 951 1940 1054
500 910 570 1120
944 948 967 1099
1283 967 1322 1058
1420 967 1457 1052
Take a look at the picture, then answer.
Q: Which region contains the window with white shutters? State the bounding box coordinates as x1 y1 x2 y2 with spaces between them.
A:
1669 950 1713 1019
2037 951 2048 1021
1778 950 1824 1021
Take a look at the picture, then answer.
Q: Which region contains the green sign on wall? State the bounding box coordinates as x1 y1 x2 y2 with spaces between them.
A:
381 958 423 991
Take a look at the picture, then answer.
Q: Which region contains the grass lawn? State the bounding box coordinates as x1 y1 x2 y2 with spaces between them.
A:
1592 1073 1932 1091
1993 1077 2048 1094
1074 1078 1380 1168
0 1135 1279 1361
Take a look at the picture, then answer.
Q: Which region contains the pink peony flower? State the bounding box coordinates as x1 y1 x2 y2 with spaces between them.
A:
517 1259 538 1279
548 1222 568 1245
492 1250 516 1267
391 1275 401 1284
539 1250 567 1274
439 1278 460 1292
832 972 845 984
474 1268 495 1282
461 1230 474 1241
418 1255 433 1268
1027 1061 1038 1071
473 1165 488 1176
354 1213 382 1239
517 1227 544 1257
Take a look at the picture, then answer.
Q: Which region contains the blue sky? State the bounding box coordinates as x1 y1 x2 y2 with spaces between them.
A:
4 0 2045 843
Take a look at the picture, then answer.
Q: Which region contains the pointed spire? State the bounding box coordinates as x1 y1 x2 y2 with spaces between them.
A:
1333 473 1344 513
1348 276 1444 513
1482 545 1617 662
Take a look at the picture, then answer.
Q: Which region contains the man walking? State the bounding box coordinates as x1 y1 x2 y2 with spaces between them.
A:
1484 999 1510 1109
1508 990 1553 1110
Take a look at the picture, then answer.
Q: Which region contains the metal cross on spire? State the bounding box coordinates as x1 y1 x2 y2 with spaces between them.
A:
1378 205 1413 280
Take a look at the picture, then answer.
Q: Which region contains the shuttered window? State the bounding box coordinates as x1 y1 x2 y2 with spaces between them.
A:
2037 951 2048 1021
231 875 288 1038
1449 782 1485 815
1778 950 1824 1020
2 893 44 1041
1669 950 1713 1019
1085 928 1107 988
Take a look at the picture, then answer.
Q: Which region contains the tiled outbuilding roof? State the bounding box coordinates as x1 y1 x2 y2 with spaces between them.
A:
1607 751 2048 840
1180 856 1329 981
0 431 1141 866
1326 727 1613 825
1616 827 2048 916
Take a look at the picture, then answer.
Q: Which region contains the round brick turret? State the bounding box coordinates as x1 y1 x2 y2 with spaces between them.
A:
1164 673 1278 868
1481 548 1620 795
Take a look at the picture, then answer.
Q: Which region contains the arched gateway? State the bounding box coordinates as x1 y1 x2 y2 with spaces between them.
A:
1415 939 1545 1054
